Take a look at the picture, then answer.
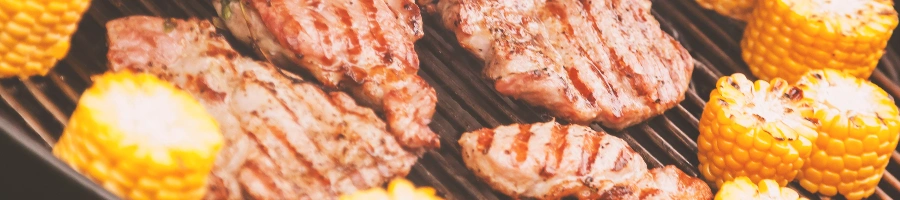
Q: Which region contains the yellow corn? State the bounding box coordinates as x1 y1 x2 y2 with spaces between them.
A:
53 71 223 200
0 0 92 78
741 0 898 82
715 177 807 200
697 73 819 188
339 178 443 200
794 69 900 199
695 0 757 20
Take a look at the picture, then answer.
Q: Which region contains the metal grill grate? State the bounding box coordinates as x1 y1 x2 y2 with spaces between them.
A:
1 0 899 199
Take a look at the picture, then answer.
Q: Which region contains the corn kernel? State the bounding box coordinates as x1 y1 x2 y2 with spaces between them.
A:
714 177 807 200
0 0 91 78
340 178 443 200
741 0 898 82
795 69 900 199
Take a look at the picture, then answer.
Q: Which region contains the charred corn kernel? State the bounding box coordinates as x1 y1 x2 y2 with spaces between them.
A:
339 178 442 200
52 71 223 200
715 177 807 200
695 0 757 20
698 73 819 188
741 0 898 82
0 0 92 78
794 69 900 199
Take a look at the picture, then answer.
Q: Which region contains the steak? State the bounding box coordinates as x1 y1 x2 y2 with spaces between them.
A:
425 0 694 130
106 16 418 200
213 0 440 149
458 121 711 199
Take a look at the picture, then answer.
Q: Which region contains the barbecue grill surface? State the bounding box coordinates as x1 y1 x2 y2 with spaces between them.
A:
1 0 899 199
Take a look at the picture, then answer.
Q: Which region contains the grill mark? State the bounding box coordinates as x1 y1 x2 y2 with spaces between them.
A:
203 42 240 59
241 159 285 198
546 5 594 105
640 15 672 99
611 149 629 171
319 90 392 180
512 124 534 163
256 68 384 193
580 0 620 100
607 1 657 101
360 0 389 62
639 188 661 199
334 3 360 62
565 67 596 106
308 10 335 66
270 126 343 191
477 129 494 154
541 124 569 177
242 128 292 196
255 85 350 194
579 131 602 175
245 114 332 192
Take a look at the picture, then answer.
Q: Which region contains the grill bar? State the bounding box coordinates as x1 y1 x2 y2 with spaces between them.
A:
0 85 56 147
0 0 898 199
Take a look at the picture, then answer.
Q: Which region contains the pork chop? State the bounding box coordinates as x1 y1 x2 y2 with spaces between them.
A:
458 121 711 199
425 0 694 130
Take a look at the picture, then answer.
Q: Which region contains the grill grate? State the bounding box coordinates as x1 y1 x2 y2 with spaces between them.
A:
1 0 899 199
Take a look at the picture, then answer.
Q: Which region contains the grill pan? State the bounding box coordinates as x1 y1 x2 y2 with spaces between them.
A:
1 0 899 199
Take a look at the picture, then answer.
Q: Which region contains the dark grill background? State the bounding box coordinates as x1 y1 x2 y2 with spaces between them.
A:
1 0 899 199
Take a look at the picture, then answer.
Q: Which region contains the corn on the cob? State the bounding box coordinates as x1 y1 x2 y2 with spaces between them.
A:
695 0 757 21
715 177 806 200
0 0 92 78
339 178 443 200
53 71 223 200
697 73 819 188
741 0 898 82
794 69 900 199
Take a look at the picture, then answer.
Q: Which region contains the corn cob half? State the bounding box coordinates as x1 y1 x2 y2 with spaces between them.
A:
339 178 443 200
695 0 757 21
697 73 818 188
795 69 900 199
715 176 807 200
53 71 223 200
741 0 898 82
0 0 92 78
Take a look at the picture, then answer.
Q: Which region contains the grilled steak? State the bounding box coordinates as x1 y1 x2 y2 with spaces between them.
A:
106 16 418 200
458 121 711 199
425 0 694 130
213 0 439 149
